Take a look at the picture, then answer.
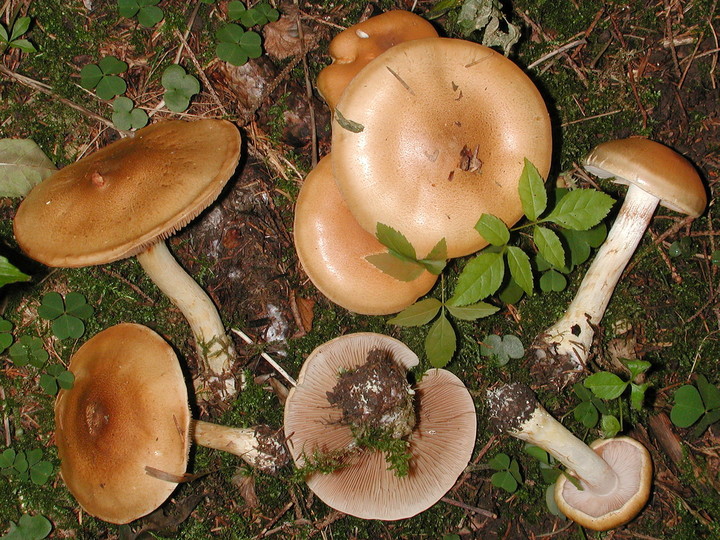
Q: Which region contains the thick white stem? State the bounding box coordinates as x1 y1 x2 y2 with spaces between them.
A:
193 420 259 463
514 406 618 495
538 184 661 367
136 241 236 396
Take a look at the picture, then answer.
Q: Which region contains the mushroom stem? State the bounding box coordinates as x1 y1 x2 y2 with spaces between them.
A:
192 420 287 474
531 183 660 387
136 241 237 396
487 383 617 494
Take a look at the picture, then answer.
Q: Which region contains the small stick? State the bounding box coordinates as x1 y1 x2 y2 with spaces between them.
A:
528 39 586 70
231 328 296 387
441 496 497 519
0 386 11 447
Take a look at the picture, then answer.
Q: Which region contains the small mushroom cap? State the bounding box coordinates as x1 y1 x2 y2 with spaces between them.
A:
332 37 552 259
554 437 653 531
284 333 477 520
14 119 242 267
294 154 438 315
316 10 439 110
55 323 191 524
583 137 706 217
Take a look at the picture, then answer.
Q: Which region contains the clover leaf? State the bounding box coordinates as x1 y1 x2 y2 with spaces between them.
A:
118 0 164 28
1 513 52 540
0 448 53 486
0 317 13 353
479 334 524 366
488 452 522 493
79 56 128 100
216 23 263 66
39 364 75 396
161 64 200 112
228 1 279 26
37 291 94 340
9 335 48 368
111 96 148 130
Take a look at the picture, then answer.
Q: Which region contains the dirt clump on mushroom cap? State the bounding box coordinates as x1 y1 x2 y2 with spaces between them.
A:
326 347 416 441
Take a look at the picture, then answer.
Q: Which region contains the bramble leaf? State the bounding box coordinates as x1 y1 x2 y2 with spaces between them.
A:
375 223 417 260
446 301 499 321
425 312 456 368
388 298 442 327
518 158 546 221
506 246 533 295
534 226 565 269
449 251 504 306
475 213 509 246
365 253 424 282
545 189 615 230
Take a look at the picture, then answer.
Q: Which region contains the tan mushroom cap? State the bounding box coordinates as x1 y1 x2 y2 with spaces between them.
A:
332 37 552 259
284 333 477 520
583 137 706 217
554 437 653 531
316 10 439 110
294 155 438 315
14 119 241 267
55 323 191 524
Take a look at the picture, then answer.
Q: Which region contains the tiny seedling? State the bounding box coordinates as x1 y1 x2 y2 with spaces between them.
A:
37 291 94 340
0 317 13 352
215 23 263 66
479 334 524 366
9 335 48 368
670 374 720 438
111 96 148 130
0 448 54 485
117 0 164 27
668 236 694 258
488 452 522 493
0 16 36 54
79 56 128 100
161 64 200 113
1 513 52 540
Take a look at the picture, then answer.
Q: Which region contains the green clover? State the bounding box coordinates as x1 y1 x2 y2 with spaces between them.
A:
118 0 164 28
161 64 200 113
1 513 52 539
9 335 48 368
216 23 262 66
37 291 94 340
0 448 53 485
0 317 13 353
111 96 148 130
39 364 75 396
479 334 524 366
79 56 128 100
229 1 279 26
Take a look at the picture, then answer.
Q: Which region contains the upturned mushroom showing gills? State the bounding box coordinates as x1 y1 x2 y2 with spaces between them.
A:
284 333 476 520
294 154 438 315
316 10 438 110
332 37 552 259
55 323 287 525
13 119 241 398
531 137 706 389
487 382 652 531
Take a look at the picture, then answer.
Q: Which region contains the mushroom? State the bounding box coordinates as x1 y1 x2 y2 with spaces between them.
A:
13 119 242 397
54 323 287 524
316 10 439 110
487 382 652 531
294 154 438 315
284 333 476 520
331 37 552 259
531 137 706 389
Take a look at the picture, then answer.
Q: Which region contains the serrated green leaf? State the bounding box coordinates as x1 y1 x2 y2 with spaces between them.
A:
449 251 504 306
365 253 424 282
418 238 448 274
670 385 705 427
584 372 628 400
425 313 456 368
0 256 30 286
475 213 510 246
446 301 499 321
534 226 565 269
518 158 546 221
545 189 615 230
0 139 57 198
387 298 442 327
506 246 533 295
375 223 417 260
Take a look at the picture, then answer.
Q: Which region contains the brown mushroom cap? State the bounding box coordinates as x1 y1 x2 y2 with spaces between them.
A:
14 119 241 267
332 37 552 259
284 333 477 520
55 323 191 524
583 137 706 217
294 154 438 315
316 10 439 110
554 437 653 531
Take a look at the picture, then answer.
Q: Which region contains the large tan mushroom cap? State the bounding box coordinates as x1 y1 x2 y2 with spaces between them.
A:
583 137 706 218
332 37 552 259
316 10 439 110
284 333 477 520
14 119 241 267
554 437 653 531
55 323 191 524
294 155 438 315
